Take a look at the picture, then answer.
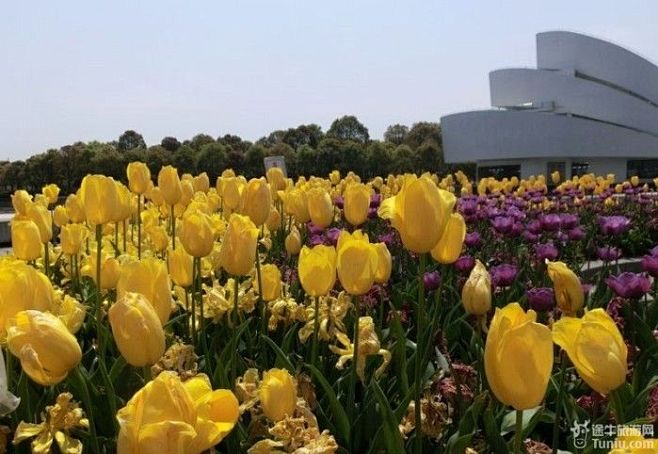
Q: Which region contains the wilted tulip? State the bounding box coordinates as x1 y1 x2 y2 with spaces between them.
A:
553 309 627 395
298 245 337 297
285 227 302 255
0 261 53 334
336 230 379 296
379 175 455 253
117 258 172 325
109 292 166 367
117 371 239 453
11 220 42 261
53 205 69 227
158 165 183 206
179 211 214 257
242 178 272 226
259 368 297 422
373 242 392 284
80 175 119 225
306 187 334 229
126 161 151 195
6 310 82 386
461 260 491 315
42 184 60 205
218 214 259 277
60 224 88 256
431 213 466 264
259 264 282 301
546 260 584 316
343 183 370 226
484 303 553 410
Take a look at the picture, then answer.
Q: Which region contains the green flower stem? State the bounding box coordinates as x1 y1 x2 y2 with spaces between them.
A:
72 366 100 454
348 295 360 451
414 253 427 454
552 351 567 453
514 409 523 454
610 387 626 424
189 286 196 348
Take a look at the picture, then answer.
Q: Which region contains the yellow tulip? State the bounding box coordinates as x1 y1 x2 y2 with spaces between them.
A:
11 190 32 216
546 261 584 316
180 180 195 207
430 213 466 264
266 207 282 232
26 203 52 243
298 245 337 297
53 205 69 227
378 175 456 253
221 177 244 211
82 252 121 290
259 368 297 422
11 220 42 261
285 226 302 255
117 258 172 325
630 175 640 187
343 183 371 226
259 264 282 301
461 260 491 315
553 309 627 394
60 223 88 256
42 184 60 205
282 188 309 224
6 310 81 386
148 225 169 253
242 178 272 226
218 214 259 276
266 167 286 192
551 171 560 185
484 303 553 410
147 186 165 206
193 172 210 193
168 246 194 288
80 175 120 225
158 165 183 206
65 194 86 224
336 230 378 296
373 242 392 284
179 211 214 257
117 371 239 453
306 187 334 228
0 260 53 333
126 161 151 195
51 293 86 334
109 292 166 367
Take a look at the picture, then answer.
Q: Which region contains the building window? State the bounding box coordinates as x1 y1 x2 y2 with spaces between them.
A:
571 162 589 177
627 160 658 179
478 165 520 179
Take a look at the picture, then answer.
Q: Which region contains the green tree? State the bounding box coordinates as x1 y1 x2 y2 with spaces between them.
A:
366 142 394 177
295 145 318 177
393 144 416 174
416 139 443 172
327 115 369 143
282 124 324 149
144 146 172 177
187 134 216 151
161 136 181 152
196 142 228 180
243 144 266 178
117 130 146 152
172 145 197 175
384 124 409 145
405 122 441 149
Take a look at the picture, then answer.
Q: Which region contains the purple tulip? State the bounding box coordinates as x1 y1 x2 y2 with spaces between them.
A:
325 227 341 246
523 231 539 243
599 216 631 235
454 255 476 273
423 271 441 291
491 264 518 288
597 246 622 262
459 198 478 216
526 220 542 234
649 246 658 257
464 232 481 248
567 227 586 241
526 287 555 312
535 243 559 261
369 193 382 208
309 234 324 247
491 216 514 235
334 196 344 209
560 214 579 230
539 213 562 231
606 272 651 299
368 207 378 219
641 254 658 277
307 222 324 236
377 231 396 247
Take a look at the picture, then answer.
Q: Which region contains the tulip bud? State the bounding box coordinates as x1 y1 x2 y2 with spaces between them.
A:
431 213 466 264
65 194 86 224
259 264 282 301
11 220 42 261
80 175 120 225
266 207 282 232
259 368 296 422
109 292 166 367
298 245 337 297
26 203 52 243
285 227 302 255
11 190 32 216
117 258 172 325
218 214 259 276
336 230 378 295
343 183 370 226
179 211 214 257
484 303 553 410
546 260 584 316
180 180 194 207
53 205 69 227
241 178 272 227
373 242 392 284
42 184 60 205
461 260 492 315
158 165 183 206
168 247 193 288
306 187 334 229
7 310 81 386
126 161 151 195
553 309 627 395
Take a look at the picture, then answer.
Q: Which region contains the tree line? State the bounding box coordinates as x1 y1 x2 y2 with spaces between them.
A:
0 115 474 195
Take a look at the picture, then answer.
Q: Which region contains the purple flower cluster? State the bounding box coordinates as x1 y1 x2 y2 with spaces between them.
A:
606 272 651 299
599 216 631 235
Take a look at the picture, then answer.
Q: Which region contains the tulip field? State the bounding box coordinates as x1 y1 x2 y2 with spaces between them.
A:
3 165 658 453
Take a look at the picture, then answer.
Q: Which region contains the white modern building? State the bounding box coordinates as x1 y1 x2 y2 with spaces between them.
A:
441 31 658 180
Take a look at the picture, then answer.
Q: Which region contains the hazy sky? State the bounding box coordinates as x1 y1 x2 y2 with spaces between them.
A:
2 1 657 160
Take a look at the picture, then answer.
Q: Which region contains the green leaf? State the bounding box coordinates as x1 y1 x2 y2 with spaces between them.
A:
262 335 296 373
370 379 406 454
306 364 351 444
483 401 508 454
500 406 542 436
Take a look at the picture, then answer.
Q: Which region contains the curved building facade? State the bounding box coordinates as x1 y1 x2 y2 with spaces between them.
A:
441 31 658 180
